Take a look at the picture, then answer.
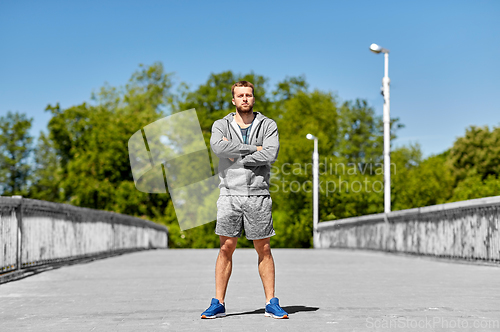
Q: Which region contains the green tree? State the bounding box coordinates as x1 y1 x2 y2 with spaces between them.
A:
175 71 273 132
38 63 215 248
0 111 33 196
173 71 311 248
336 99 383 164
447 125 500 201
449 125 500 181
450 173 500 201
272 76 308 102
268 90 403 247
270 90 340 247
45 63 172 211
32 64 420 249
29 132 62 201
391 146 454 210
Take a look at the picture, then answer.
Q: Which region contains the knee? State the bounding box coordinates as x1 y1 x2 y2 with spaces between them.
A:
220 242 236 258
257 244 272 260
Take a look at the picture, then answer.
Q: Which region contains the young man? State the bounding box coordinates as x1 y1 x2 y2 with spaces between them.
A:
201 81 288 319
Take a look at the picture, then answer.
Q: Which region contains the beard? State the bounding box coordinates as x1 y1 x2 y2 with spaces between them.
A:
236 104 253 114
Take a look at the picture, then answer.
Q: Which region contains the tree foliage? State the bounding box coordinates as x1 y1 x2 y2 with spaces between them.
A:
449 125 500 181
29 132 61 201
448 125 500 200
0 111 33 196
3 63 499 248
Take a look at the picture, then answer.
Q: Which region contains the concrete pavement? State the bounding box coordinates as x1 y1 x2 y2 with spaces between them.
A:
0 249 499 331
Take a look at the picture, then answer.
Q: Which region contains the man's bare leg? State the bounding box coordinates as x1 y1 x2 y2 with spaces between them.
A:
215 236 238 304
253 237 275 302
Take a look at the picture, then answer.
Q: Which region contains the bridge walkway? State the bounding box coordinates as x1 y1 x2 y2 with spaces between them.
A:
0 249 499 331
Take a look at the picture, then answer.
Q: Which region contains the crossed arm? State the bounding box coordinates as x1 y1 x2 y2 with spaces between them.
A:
222 137 262 161
210 119 279 166
210 121 257 159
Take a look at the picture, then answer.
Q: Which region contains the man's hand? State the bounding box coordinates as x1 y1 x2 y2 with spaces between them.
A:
257 146 263 151
223 137 234 161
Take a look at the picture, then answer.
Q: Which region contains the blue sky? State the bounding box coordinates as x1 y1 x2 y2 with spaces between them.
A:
1 0 499 157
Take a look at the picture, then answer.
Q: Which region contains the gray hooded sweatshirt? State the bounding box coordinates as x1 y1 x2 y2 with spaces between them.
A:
210 112 279 196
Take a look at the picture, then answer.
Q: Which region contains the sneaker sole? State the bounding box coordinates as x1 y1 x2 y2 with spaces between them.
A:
201 313 226 319
265 312 288 319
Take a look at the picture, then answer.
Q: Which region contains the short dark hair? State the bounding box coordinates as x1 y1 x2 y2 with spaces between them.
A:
231 81 254 97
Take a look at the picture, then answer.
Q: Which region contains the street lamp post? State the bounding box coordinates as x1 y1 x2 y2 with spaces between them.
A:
369 43 391 213
306 133 319 248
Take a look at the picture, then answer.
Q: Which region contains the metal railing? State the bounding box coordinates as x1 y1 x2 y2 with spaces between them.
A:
0 197 168 278
317 196 500 262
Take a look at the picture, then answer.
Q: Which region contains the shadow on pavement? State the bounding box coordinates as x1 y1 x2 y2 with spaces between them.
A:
226 305 319 317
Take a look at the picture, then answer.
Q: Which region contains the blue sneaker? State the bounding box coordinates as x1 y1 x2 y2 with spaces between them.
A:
265 297 289 319
201 298 226 319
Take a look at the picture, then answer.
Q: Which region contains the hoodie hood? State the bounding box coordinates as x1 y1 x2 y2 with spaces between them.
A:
223 112 267 144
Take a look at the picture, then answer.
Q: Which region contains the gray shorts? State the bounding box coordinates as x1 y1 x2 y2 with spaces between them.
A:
215 195 276 240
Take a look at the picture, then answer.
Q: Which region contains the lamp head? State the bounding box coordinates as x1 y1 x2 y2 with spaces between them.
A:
370 43 389 54
306 134 316 140
370 43 382 53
